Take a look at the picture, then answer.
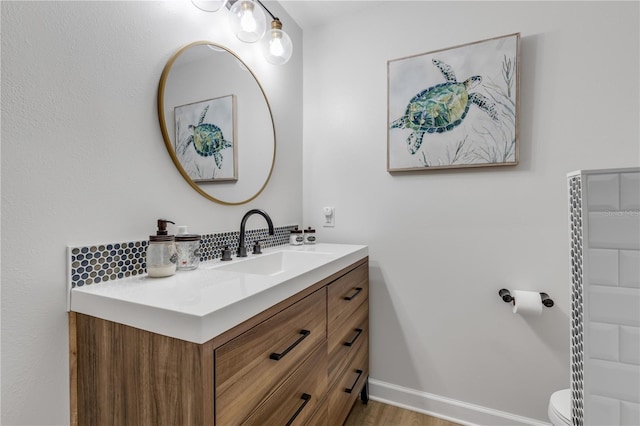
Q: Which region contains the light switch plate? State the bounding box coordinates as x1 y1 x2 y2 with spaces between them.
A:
323 207 335 227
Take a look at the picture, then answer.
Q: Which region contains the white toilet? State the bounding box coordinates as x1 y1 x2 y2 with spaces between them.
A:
548 389 571 425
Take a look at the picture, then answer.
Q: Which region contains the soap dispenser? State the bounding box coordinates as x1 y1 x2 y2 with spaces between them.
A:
147 219 177 278
175 225 201 271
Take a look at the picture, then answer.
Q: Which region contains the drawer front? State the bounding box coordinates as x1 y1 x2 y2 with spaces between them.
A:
327 263 369 330
242 343 327 426
304 396 328 426
328 300 368 385
327 337 369 426
215 288 327 425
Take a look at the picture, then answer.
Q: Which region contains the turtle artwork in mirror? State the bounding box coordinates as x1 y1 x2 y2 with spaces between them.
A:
175 95 236 182
158 41 276 205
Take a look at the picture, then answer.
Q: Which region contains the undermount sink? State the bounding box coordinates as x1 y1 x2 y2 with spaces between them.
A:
212 250 334 276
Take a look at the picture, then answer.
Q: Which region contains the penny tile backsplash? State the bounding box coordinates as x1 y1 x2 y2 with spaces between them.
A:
68 224 298 289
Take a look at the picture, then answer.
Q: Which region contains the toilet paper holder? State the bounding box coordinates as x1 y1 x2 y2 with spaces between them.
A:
499 289 554 308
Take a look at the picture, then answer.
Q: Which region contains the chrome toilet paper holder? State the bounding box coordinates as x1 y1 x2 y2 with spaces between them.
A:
499 289 554 308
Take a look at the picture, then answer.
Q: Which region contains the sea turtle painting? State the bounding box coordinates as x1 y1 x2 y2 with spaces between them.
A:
185 105 232 169
390 59 498 154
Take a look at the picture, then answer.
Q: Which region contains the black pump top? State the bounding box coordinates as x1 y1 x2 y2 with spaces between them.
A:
155 219 175 236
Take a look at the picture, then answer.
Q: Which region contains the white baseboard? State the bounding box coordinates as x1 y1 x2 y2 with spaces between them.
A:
368 378 551 426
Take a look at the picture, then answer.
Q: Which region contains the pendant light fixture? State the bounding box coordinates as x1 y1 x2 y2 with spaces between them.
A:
192 0 293 65
262 18 293 65
191 0 225 12
229 0 266 43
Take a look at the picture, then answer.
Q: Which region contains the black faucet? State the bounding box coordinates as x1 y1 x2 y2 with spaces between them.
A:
237 209 274 257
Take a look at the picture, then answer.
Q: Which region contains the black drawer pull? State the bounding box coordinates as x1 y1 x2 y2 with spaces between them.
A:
344 328 363 347
285 393 311 426
270 330 310 361
344 287 363 301
345 369 363 394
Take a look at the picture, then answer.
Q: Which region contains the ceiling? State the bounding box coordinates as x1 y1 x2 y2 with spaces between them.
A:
277 1 379 30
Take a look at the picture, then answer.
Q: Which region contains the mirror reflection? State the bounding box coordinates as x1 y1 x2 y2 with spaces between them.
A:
158 41 275 205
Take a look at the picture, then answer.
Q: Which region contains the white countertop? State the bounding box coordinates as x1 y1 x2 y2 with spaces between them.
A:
70 243 368 344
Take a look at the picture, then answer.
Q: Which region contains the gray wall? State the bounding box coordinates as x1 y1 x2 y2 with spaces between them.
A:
1 1 302 424
302 1 639 423
3 1 639 425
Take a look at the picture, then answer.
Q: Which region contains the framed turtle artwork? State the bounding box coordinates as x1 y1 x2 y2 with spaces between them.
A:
174 94 237 182
387 33 520 172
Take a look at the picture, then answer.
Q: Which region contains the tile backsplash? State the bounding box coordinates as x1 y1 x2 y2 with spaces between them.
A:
67 224 298 290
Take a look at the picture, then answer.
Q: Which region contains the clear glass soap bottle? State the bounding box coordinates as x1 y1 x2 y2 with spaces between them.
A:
175 225 201 271
147 219 177 278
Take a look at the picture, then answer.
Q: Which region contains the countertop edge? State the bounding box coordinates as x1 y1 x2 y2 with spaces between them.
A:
71 244 368 344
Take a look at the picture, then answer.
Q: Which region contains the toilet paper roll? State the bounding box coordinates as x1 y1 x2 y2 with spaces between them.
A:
512 290 543 316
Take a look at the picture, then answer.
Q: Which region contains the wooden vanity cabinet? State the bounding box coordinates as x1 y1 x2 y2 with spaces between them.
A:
72 312 215 425
70 257 369 426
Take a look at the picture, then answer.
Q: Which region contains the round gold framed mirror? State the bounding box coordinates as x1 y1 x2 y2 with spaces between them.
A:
157 41 276 205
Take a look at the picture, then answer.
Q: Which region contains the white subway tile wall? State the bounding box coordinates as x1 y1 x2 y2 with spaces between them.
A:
621 400 640 425
588 249 619 286
589 286 639 326
620 250 640 288
589 322 618 362
587 174 620 211
620 326 640 365
590 395 620 426
621 173 640 210
572 169 640 425
588 212 640 250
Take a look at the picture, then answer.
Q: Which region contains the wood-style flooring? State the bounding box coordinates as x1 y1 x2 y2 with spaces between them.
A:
344 400 461 426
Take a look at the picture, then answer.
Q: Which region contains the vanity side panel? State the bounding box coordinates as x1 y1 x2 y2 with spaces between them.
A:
69 312 78 426
75 313 211 425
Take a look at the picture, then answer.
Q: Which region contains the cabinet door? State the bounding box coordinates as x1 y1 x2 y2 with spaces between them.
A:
242 344 327 426
215 288 327 425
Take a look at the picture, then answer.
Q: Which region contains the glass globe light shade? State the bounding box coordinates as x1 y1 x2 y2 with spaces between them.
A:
229 0 266 43
191 0 225 12
262 19 293 65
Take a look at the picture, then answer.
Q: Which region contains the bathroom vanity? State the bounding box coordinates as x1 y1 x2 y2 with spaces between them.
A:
69 244 369 425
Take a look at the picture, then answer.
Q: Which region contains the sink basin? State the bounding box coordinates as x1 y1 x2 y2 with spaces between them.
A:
212 250 334 276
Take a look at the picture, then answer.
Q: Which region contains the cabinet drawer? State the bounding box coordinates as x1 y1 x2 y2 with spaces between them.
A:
328 300 368 385
215 288 327 425
243 343 327 426
327 338 369 426
327 263 368 329
305 396 328 426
